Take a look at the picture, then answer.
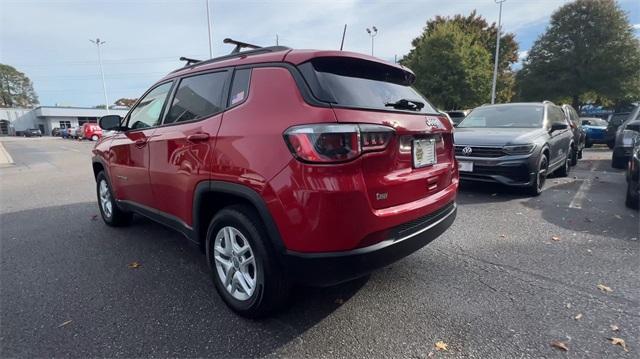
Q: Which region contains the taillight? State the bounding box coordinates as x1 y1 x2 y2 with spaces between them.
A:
284 123 394 163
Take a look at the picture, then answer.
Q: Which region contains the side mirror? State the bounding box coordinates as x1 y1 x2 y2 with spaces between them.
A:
549 122 568 132
99 115 122 131
626 121 640 133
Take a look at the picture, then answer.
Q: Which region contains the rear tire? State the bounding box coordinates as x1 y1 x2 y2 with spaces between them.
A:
96 171 132 227
585 139 593 148
612 154 627 169
570 147 578 166
527 153 548 196
626 182 639 210
206 205 290 318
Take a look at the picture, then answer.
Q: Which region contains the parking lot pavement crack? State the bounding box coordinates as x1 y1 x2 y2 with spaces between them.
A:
434 248 640 317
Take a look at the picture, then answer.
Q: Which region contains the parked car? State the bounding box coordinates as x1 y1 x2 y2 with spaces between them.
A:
60 127 69 138
561 104 585 165
51 127 61 137
23 128 42 137
446 110 468 126
67 126 79 139
454 102 574 195
580 117 608 147
612 106 640 169
626 136 640 209
92 40 459 317
81 123 102 141
605 111 632 148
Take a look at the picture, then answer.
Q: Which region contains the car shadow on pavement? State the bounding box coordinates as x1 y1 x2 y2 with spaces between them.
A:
0 202 367 358
457 181 532 204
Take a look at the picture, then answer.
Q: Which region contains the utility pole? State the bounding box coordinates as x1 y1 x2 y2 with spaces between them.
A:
276 34 279 46
366 26 378 56
340 24 347 50
89 38 109 114
205 0 213 58
491 0 506 104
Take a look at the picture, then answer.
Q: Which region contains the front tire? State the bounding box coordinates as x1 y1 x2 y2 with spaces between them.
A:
556 152 570 177
570 146 579 166
96 171 132 226
206 205 290 318
626 181 639 210
527 153 548 196
612 154 627 169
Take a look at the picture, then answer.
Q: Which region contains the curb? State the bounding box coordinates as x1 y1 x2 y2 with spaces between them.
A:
0 141 15 166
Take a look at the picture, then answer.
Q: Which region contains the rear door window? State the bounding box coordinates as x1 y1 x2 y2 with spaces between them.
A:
228 69 251 106
164 71 229 124
298 57 437 114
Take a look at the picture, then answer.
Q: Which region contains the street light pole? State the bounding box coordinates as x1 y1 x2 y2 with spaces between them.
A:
366 26 378 56
205 0 213 58
90 38 110 114
491 0 506 104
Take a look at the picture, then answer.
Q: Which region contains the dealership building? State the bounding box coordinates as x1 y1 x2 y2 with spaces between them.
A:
0 106 129 136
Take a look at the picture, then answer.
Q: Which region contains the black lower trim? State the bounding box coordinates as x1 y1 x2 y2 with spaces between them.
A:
283 202 457 286
117 200 197 243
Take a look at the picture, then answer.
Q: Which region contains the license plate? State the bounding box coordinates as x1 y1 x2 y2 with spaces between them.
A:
413 139 436 168
458 161 473 172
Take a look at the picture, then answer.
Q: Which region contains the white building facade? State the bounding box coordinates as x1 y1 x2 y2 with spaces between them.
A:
0 107 129 136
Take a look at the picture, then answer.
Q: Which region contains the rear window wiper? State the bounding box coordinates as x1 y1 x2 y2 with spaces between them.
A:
384 99 425 111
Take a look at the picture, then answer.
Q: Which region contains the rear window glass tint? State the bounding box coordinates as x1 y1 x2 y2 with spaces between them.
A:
299 57 437 114
228 69 251 106
459 105 544 128
164 71 228 124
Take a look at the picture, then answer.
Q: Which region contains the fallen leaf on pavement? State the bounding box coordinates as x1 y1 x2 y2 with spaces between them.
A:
574 313 583 320
550 340 569 351
491 193 497 197
584 217 593 223
334 298 344 305
610 324 619 332
128 261 141 269
551 236 561 241
597 284 613 293
614 214 622 219
58 320 72 328
91 214 98 221
427 351 435 358
499 234 506 239
609 337 629 352
435 341 448 351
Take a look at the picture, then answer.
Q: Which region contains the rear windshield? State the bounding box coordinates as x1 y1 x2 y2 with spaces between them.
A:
581 118 607 126
298 57 438 114
459 105 544 128
608 113 629 126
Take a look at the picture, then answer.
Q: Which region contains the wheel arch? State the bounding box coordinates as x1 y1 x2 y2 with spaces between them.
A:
193 181 286 255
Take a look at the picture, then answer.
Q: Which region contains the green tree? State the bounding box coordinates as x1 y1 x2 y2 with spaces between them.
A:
517 0 640 108
401 21 493 109
403 11 519 106
0 64 39 108
114 98 137 108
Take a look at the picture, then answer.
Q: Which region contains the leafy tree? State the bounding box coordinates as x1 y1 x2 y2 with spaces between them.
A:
114 98 137 108
94 104 107 109
403 11 519 106
517 0 640 108
401 21 493 109
0 64 39 108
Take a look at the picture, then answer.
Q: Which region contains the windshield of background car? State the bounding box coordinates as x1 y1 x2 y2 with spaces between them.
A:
608 113 630 126
458 105 544 128
582 118 608 126
298 57 438 114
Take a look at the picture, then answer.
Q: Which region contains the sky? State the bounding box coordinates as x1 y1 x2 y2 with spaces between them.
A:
1 0 638 107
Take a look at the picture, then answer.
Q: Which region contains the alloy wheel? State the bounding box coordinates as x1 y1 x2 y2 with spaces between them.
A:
213 226 257 301
99 179 113 218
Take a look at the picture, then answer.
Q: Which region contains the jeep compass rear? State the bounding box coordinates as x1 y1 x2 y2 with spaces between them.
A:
92 40 458 317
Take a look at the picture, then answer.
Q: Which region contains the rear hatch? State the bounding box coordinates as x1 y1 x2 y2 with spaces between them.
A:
296 56 455 209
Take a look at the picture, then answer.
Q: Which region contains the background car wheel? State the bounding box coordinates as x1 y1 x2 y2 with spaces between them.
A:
611 155 627 169
585 139 593 148
570 147 578 166
527 153 548 196
607 141 615 149
206 205 290 318
96 171 132 226
91 135 99 141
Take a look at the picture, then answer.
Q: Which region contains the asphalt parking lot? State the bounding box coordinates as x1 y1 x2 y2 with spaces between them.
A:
0 137 638 358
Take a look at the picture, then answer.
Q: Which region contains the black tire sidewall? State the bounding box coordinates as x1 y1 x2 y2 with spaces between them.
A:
96 172 115 225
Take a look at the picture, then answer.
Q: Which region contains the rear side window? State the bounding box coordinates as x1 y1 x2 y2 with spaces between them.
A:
228 69 251 106
299 57 437 114
164 71 228 124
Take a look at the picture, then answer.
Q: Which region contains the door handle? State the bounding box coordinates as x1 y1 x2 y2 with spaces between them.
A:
134 138 148 148
187 133 210 142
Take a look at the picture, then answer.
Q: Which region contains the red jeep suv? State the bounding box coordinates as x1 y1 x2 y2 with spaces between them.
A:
93 40 459 317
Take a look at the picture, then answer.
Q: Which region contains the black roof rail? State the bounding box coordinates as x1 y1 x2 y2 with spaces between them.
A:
172 41 291 74
223 38 261 54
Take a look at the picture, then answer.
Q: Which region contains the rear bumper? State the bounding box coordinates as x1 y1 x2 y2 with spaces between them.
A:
282 202 456 286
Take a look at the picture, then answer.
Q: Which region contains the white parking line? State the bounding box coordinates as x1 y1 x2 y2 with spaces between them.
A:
569 179 591 209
